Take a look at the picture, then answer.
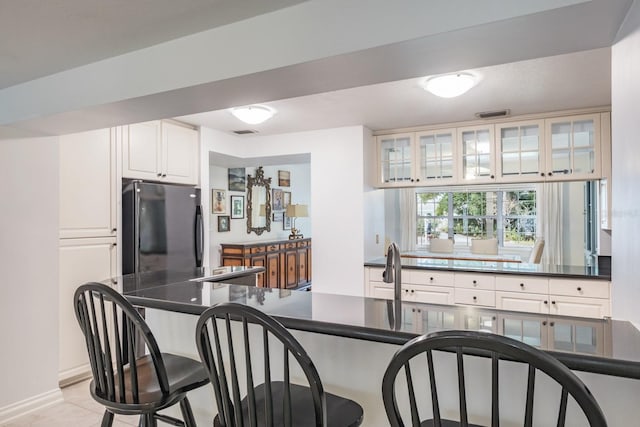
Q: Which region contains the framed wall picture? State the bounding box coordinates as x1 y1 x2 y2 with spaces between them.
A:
278 170 291 187
217 215 230 232
230 195 244 219
283 191 291 209
283 214 291 230
272 211 283 222
228 167 246 192
272 188 283 210
211 189 226 214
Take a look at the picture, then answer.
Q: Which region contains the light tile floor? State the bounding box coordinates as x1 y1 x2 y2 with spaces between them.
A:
1 380 140 427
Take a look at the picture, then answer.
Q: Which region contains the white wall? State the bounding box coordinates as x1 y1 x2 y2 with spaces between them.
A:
208 163 311 267
202 126 367 296
0 137 61 415
611 0 640 326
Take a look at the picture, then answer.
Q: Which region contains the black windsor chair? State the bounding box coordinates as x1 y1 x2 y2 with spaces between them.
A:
195 302 364 427
74 282 210 427
382 330 607 427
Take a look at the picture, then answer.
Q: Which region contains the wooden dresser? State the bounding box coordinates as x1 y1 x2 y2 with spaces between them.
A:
220 238 311 289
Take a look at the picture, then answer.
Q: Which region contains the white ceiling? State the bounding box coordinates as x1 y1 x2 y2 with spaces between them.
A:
178 48 611 137
0 0 305 89
0 0 629 140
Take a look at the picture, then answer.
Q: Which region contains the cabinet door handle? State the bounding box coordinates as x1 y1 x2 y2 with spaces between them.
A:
111 243 117 248
550 322 555 327
544 300 548 304
415 178 420 182
111 228 117 233
542 321 547 326
551 301 556 305
410 289 414 293
540 172 545 177
490 175 495 179
157 173 162 177
548 172 553 176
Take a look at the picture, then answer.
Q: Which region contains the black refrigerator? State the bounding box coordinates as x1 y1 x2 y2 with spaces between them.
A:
122 180 203 275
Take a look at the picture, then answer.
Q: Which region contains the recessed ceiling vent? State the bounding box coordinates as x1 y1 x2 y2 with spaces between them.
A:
475 109 510 119
232 129 258 135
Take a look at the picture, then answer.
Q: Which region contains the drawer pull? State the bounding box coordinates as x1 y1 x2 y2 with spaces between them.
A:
430 277 434 281
550 322 555 327
551 301 556 305
410 289 414 293
577 287 582 292
472 296 477 301
544 300 548 305
472 280 477 284
542 321 547 326
520 283 524 288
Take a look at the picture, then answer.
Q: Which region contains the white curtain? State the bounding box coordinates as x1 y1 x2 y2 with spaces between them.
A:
399 188 417 252
537 182 563 265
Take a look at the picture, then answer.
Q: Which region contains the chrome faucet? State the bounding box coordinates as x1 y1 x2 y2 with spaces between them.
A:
383 242 402 303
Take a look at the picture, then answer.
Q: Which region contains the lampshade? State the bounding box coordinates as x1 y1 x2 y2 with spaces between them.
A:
229 105 276 124
423 73 476 98
286 204 308 218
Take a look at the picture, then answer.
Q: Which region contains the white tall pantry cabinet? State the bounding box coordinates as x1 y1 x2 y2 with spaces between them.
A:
58 128 117 385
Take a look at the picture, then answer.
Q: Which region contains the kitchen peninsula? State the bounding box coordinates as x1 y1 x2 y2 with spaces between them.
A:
118 270 640 426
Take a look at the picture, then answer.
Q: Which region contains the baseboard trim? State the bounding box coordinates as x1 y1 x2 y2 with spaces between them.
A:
58 364 92 388
0 388 63 425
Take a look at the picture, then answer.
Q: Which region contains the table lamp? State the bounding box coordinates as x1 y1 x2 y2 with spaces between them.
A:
286 204 308 239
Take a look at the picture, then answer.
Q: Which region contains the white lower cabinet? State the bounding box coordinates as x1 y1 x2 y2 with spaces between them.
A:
407 284 455 305
59 237 117 385
454 288 495 307
495 291 549 314
550 295 610 318
364 267 610 319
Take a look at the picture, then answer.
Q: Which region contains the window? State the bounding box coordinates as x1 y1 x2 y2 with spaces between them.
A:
416 188 536 249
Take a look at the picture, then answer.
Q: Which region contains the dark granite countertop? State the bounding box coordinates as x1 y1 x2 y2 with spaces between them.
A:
121 266 265 293
122 275 640 380
365 257 611 281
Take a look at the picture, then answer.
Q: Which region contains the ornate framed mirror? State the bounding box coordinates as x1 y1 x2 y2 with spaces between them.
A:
246 166 272 235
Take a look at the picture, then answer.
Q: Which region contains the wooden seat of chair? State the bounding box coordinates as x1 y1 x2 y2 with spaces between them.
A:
214 381 363 427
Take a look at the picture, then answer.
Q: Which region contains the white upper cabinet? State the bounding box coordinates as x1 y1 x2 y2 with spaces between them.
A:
544 113 601 181
415 129 457 185
377 133 414 186
373 109 610 188
59 128 116 239
122 120 199 185
458 124 495 184
495 120 544 183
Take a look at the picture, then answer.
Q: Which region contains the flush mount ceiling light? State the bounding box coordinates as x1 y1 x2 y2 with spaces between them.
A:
229 105 276 124
423 72 477 98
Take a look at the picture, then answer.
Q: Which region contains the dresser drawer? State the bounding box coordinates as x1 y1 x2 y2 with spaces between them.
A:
266 244 280 252
250 246 266 254
495 275 549 294
406 270 455 287
455 288 495 307
549 279 610 299
454 273 495 290
284 242 297 249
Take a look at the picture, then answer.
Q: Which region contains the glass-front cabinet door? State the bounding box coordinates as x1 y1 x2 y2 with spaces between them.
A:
495 120 544 182
548 318 606 356
544 114 601 181
377 133 415 186
458 125 495 183
415 129 457 185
